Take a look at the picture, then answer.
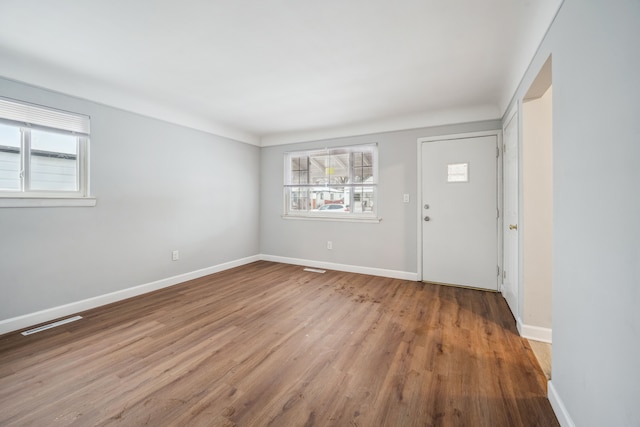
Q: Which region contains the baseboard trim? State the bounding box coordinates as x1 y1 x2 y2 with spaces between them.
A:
517 318 552 343
1 255 416 335
0 255 260 336
260 254 418 281
548 380 575 427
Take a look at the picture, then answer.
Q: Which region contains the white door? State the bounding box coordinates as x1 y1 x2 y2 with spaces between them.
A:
503 111 519 316
421 135 498 291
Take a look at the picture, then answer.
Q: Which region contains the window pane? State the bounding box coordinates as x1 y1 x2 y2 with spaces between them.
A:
351 186 375 213
308 152 350 185
0 123 21 190
353 152 363 167
289 156 308 186
353 151 374 183
361 166 373 182
310 186 349 212
30 130 78 191
329 153 349 184
291 155 307 172
309 154 327 185
292 171 308 185
288 187 309 212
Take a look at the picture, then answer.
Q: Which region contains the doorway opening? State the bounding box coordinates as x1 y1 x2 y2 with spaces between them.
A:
522 55 554 378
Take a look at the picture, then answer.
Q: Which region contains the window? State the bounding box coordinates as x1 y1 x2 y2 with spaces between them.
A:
284 144 379 221
0 97 93 207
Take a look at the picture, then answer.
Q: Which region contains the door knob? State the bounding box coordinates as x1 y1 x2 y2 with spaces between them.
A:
424 216 430 221
509 224 518 230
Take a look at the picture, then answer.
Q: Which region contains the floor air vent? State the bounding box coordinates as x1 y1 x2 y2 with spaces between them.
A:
303 268 326 273
21 315 83 336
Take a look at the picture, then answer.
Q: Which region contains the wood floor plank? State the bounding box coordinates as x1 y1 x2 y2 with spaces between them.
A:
0 261 558 426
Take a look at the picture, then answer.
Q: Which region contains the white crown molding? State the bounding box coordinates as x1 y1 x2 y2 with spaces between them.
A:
1 50 503 148
2 55 503 149
0 50 260 146
498 1 564 118
260 105 501 147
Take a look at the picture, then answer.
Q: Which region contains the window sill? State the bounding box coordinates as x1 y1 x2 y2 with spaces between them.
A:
282 214 381 223
0 197 97 208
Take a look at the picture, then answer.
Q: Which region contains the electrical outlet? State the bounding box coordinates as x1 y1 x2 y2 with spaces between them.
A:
172 250 179 261
327 241 333 250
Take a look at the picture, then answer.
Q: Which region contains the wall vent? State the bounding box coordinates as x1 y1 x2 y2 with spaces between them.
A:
303 268 326 274
21 315 83 336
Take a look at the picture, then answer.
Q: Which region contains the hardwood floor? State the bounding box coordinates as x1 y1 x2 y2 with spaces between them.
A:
0 261 558 426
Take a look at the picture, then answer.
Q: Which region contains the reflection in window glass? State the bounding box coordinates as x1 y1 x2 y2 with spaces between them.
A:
0 123 21 190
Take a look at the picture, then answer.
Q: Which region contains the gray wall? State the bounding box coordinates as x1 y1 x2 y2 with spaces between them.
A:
260 121 500 275
505 1 640 425
5 1 639 423
0 77 260 321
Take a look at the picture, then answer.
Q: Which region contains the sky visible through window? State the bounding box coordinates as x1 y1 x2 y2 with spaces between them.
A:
0 123 19 148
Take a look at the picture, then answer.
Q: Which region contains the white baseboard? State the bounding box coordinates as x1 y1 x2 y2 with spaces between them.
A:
517 317 552 343
1 254 416 335
548 380 575 427
0 255 260 336
260 254 418 281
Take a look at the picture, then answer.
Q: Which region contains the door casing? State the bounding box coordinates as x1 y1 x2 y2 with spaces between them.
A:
502 105 520 317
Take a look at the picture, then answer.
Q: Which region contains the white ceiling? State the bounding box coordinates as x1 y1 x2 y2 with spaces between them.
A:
0 0 561 146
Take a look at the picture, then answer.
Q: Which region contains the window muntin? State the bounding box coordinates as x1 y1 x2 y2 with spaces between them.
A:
0 97 90 198
284 144 378 219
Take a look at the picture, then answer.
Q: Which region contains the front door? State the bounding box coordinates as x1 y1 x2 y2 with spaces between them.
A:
421 135 498 291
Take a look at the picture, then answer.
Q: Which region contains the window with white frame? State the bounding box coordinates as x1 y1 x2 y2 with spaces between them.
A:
0 97 91 202
284 144 378 220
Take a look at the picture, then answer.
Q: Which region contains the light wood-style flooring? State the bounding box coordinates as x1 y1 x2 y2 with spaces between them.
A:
528 340 552 381
0 261 558 426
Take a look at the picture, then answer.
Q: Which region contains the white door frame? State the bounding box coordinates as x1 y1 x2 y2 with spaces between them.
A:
502 103 520 319
416 130 503 282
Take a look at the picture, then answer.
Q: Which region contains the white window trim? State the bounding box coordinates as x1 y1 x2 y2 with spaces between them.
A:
0 197 97 208
281 213 381 223
0 97 93 207
282 143 381 222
